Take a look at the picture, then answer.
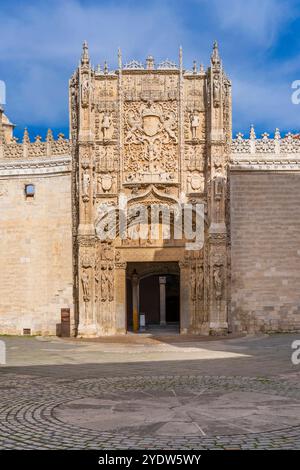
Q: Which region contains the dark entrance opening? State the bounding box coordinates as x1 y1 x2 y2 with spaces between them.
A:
165 274 180 323
139 275 160 324
126 262 180 332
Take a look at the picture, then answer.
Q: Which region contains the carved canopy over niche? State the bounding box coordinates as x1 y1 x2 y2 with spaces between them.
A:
123 100 178 185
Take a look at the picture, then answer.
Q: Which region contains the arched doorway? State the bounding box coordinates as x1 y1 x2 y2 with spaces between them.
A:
126 262 180 332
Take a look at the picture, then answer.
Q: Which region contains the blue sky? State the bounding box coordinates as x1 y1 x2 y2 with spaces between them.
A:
1 0 300 140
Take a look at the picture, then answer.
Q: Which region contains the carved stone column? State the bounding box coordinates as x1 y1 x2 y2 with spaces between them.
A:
179 260 191 334
159 276 167 326
77 42 94 238
132 271 139 333
114 262 127 334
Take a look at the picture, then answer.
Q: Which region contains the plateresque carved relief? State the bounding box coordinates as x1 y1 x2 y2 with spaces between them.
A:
123 101 178 184
68 43 231 337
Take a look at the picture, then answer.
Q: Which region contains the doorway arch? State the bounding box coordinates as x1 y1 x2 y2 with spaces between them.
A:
126 262 180 332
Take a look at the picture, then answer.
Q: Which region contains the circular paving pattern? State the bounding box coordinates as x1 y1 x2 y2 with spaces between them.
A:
1 375 300 449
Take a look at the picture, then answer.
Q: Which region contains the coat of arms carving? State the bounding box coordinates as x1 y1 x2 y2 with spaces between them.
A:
124 101 178 183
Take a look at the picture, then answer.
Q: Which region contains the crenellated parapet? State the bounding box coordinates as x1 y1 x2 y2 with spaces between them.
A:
0 128 71 177
0 128 70 160
231 126 300 170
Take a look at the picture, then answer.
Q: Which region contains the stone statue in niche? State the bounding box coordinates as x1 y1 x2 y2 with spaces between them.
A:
213 264 223 300
213 74 221 108
81 78 90 107
81 270 90 302
101 112 112 140
197 265 204 300
82 170 90 201
70 80 78 130
101 266 108 302
190 113 200 139
98 261 114 302
213 177 226 223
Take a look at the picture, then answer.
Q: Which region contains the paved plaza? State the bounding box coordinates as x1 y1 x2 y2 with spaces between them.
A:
0 333 300 449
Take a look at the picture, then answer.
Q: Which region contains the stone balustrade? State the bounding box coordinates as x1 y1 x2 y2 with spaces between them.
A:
231 126 300 170
0 129 70 160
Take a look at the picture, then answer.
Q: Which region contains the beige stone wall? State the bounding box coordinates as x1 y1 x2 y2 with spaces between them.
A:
230 171 300 333
0 173 73 335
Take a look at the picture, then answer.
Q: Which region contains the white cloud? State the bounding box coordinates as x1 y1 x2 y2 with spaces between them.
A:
232 76 300 134
1 0 300 135
207 0 294 47
1 0 186 128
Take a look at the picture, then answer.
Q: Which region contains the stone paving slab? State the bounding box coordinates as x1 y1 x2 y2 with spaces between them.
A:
0 333 300 449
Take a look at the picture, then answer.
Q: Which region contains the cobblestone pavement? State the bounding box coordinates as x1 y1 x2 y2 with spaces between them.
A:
0 333 300 449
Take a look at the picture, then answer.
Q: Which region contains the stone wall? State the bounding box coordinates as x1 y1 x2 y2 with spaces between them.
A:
0 126 73 336
230 171 300 333
0 172 73 335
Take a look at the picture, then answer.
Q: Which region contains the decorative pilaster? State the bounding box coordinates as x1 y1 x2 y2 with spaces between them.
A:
77 237 97 337
22 128 30 158
206 41 230 335
114 261 127 334
132 271 139 332
118 48 123 191
78 41 94 237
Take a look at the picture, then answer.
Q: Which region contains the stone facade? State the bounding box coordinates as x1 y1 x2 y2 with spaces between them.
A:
0 42 299 336
230 130 300 333
0 121 73 335
70 41 230 337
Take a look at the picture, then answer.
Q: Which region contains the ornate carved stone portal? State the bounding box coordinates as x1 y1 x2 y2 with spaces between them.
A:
70 42 231 336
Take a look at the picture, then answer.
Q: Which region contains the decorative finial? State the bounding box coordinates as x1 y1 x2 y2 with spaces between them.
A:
81 40 90 65
250 124 256 140
46 129 53 142
146 55 154 70
199 63 204 74
95 64 101 74
211 40 221 67
179 46 183 71
193 60 197 74
274 128 281 140
104 61 108 74
261 132 269 140
118 48 122 70
23 127 30 144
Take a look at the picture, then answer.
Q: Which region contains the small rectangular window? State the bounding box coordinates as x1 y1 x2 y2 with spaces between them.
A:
25 184 35 198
